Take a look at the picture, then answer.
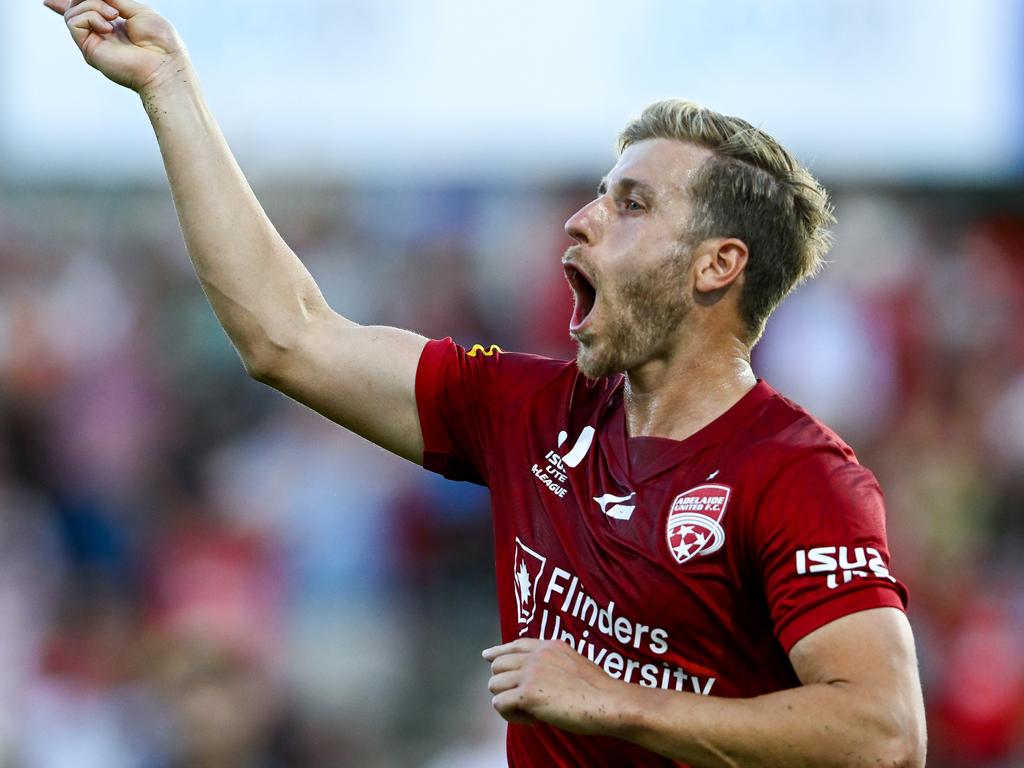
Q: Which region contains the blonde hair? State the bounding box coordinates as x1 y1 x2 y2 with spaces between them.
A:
619 99 835 342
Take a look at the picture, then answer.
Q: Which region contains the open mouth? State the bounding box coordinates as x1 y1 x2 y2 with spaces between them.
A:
564 264 598 332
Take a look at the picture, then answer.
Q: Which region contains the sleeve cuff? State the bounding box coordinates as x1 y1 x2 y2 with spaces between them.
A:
776 585 908 654
415 338 454 473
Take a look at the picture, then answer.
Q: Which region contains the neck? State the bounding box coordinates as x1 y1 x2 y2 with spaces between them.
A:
623 330 756 441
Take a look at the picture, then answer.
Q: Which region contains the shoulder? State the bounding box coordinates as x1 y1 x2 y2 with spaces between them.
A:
418 336 620 410
740 383 864 478
749 385 856 459
735 383 883 519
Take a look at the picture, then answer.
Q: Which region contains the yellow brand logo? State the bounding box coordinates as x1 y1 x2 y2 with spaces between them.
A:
467 343 502 358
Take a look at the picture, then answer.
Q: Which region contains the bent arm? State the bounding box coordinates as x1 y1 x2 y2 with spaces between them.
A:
48 0 427 460
141 71 426 461
612 608 926 767
487 607 926 768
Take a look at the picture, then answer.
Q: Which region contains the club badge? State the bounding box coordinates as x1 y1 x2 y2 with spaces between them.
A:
666 484 731 564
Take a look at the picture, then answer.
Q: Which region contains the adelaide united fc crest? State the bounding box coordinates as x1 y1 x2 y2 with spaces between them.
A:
666 484 731 564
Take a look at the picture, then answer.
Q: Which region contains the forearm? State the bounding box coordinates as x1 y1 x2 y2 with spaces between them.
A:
141 66 336 370
607 682 921 768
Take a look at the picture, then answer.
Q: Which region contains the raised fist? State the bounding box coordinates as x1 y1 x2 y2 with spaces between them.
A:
44 0 189 93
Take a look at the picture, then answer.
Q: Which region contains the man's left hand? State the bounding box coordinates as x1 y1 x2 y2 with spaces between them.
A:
482 638 627 734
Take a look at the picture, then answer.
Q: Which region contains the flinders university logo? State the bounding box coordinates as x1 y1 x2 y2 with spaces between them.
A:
513 538 547 636
666 484 731 565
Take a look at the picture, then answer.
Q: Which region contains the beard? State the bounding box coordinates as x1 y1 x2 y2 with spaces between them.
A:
572 241 693 379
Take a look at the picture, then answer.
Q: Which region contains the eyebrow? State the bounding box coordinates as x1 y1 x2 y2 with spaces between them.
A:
596 176 658 201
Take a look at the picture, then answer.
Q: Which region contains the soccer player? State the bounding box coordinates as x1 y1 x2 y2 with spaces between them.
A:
47 1 927 766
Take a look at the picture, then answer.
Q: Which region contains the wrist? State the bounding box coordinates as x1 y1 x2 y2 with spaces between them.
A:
137 55 198 104
592 680 648 740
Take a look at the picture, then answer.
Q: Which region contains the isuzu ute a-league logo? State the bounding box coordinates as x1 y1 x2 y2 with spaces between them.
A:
531 426 595 499
666 484 731 564
513 537 547 636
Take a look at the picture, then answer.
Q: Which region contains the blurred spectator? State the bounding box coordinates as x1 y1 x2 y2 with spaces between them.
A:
1 185 1023 767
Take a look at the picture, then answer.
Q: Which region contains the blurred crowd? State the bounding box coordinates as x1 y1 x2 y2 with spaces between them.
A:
0 181 1022 767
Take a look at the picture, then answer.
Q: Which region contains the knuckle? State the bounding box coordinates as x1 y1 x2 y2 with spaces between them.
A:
535 648 552 663
517 687 537 709
65 1 91 18
492 695 512 716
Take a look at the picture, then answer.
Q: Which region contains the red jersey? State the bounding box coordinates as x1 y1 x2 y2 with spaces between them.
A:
415 338 908 768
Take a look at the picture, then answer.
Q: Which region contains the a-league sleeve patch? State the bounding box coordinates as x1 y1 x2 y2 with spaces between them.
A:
466 343 502 358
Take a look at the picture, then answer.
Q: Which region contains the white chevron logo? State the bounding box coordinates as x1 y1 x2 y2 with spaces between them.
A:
556 426 595 468
594 491 636 521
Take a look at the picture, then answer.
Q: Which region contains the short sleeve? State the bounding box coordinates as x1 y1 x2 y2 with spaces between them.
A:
752 448 909 653
415 337 570 486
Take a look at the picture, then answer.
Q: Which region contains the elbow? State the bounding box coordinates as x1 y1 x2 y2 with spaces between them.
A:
239 336 293 385
242 353 275 384
242 345 289 385
873 714 926 768
241 296 332 383
877 737 925 768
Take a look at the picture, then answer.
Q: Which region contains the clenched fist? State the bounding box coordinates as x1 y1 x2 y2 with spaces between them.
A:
44 0 189 94
483 638 632 736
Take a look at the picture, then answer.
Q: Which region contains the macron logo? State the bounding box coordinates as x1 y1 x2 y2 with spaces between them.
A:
594 491 636 521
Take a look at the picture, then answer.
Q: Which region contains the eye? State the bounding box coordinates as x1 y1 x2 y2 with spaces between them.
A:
623 198 645 212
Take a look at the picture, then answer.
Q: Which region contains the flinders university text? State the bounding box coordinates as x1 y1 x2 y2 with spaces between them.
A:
535 565 716 695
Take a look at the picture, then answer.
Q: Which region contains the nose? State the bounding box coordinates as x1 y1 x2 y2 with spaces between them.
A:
564 197 602 246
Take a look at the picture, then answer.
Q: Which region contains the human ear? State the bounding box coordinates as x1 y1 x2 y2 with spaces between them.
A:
694 238 748 294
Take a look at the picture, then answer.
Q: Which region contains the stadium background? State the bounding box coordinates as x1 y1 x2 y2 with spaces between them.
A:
2 0 1023 765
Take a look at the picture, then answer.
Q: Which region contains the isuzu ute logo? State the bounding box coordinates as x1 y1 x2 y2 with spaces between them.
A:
666 484 731 564
531 425 596 499
556 426 595 468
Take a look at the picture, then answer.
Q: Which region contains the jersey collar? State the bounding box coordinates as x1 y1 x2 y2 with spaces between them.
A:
602 379 776 484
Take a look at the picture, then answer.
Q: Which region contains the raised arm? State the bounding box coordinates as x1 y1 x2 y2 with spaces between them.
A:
46 0 427 462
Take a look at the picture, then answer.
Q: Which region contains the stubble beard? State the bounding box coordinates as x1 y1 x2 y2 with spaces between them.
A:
574 242 693 379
